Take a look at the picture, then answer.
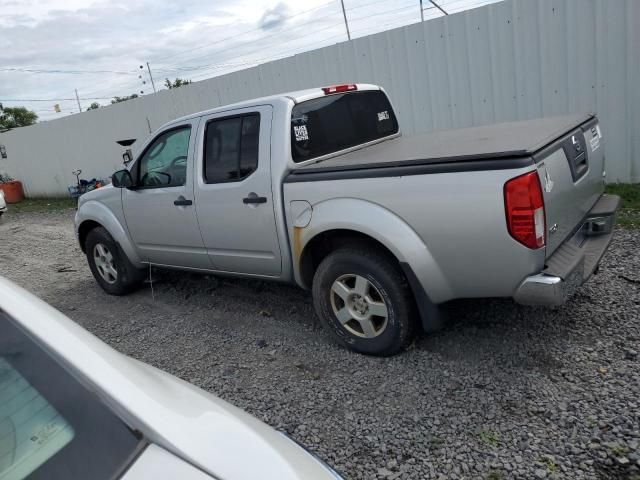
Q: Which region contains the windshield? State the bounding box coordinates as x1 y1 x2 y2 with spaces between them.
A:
0 311 141 480
0 358 74 480
290 90 398 162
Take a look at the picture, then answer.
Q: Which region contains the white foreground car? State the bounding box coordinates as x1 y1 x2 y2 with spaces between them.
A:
0 277 343 480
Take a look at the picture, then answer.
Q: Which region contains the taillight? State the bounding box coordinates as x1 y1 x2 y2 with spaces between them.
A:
504 171 546 249
322 84 357 94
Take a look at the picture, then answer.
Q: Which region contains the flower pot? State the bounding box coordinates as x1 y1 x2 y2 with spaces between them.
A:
0 180 25 204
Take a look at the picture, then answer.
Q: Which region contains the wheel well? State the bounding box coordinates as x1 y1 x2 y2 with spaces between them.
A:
78 220 101 253
299 229 401 289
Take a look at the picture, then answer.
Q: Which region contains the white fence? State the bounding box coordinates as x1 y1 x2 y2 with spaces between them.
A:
1 0 638 196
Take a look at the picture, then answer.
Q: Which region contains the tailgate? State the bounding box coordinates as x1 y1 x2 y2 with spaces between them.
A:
534 117 605 256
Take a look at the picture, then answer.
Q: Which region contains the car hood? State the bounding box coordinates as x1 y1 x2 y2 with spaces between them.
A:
77 183 118 207
0 277 339 480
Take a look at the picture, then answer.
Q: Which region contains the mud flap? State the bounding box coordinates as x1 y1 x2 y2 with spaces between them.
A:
399 262 444 333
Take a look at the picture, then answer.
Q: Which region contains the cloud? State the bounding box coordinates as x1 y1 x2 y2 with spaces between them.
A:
259 2 290 30
0 0 502 121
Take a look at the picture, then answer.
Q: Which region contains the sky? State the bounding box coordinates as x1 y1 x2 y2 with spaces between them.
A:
0 0 502 121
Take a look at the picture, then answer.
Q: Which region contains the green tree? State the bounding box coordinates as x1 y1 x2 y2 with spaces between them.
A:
0 106 38 129
87 102 101 110
111 94 139 104
164 78 192 89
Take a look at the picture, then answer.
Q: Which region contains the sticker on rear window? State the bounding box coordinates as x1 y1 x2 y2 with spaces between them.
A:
293 125 309 142
590 135 600 152
377 111 390 121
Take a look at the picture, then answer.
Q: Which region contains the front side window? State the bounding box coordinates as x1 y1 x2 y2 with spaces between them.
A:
290 90 398 162
204 114 260 184
0 311 141 480
138 126 191 188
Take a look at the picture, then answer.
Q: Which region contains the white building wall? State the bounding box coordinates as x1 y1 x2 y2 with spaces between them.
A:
1 0 638 196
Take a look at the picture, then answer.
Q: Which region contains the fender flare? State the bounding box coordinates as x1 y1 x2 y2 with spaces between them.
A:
294 197 453 305
76 200 143 267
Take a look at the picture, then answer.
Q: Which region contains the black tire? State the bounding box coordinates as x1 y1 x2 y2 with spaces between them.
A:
312 246 416 356
85 227 144 295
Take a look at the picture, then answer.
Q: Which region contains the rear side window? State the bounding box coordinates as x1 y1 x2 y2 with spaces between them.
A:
0 311 141 480
204 114 260 183
290 90 398 162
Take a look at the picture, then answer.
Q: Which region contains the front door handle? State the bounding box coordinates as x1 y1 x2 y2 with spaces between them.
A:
174 196 193 206
243 194 267 204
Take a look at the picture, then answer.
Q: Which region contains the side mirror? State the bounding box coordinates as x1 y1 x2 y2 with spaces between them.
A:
112 169 133 188
122 149 133 165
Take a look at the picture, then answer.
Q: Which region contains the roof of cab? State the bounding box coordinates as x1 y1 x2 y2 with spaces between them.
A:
164 83 382 128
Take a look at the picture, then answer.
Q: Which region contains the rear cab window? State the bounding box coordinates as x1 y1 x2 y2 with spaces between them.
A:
291 89 398 163
0 311 142 480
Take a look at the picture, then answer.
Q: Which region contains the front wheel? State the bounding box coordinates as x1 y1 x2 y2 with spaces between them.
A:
85 227 144 295
312 246 416 356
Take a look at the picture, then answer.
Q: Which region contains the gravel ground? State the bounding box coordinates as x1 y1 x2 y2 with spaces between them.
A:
1 208 639 480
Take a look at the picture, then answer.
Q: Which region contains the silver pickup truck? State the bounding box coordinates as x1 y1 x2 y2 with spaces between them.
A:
75 84 619 356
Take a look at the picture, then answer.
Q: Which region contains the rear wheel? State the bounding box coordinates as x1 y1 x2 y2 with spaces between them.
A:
312 246 416 356
85 227 144 295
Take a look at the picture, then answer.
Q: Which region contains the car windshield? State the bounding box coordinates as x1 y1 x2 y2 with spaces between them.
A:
0 311 142 480
0 358 74 480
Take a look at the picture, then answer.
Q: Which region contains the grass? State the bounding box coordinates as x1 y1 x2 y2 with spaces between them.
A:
605 183 640 228
5 197 76 214
478 430 499 447
542 456 558 473
607 443 630 457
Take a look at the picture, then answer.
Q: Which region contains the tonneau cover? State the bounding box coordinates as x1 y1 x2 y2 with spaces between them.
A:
295 113 594 173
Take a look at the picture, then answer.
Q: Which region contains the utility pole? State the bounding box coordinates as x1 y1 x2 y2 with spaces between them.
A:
146 62 157 93
430 0 448 16
420 0 424 21
340 0 351 41
74 89 82 112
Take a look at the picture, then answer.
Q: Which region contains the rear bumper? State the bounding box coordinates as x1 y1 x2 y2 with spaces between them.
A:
513 193 620 306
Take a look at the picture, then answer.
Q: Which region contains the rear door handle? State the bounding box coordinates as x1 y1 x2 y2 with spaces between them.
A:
174 196 193 206
243 195 267 204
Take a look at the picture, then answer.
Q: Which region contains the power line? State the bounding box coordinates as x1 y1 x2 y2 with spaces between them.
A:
340 0 351 40
5 0 502 107
443 0 497 14
187 30 349 82
180 0 476 82
45 0 468 100
80 75 141 98
349 3 418 24
1 0 419 96
146 63 157 93
160 17 347 77
429 0 449 15
0 97 114 102
151 0 338 63
179 23 349 82
0 67 136 75
158 8 348 71
153 0 405 67
155 0 418 75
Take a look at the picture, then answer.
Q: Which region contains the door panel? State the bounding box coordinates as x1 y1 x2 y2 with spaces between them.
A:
194 106 282 276
122 119 210 268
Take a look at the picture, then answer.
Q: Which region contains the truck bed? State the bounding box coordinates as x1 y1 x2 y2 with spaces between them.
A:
288 113 594 178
